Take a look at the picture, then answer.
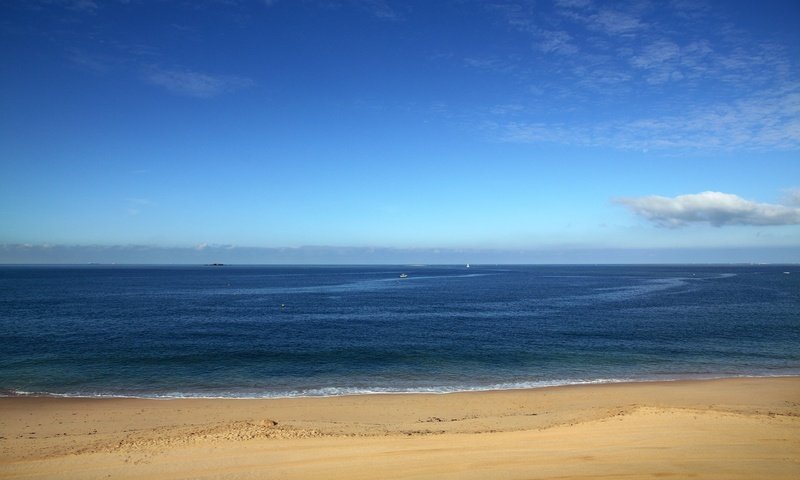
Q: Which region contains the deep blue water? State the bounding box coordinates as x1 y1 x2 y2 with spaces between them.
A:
1 265 798 397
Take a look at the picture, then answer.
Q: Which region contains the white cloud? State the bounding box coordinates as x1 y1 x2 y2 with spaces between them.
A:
143 67 254 98
615 191 800 228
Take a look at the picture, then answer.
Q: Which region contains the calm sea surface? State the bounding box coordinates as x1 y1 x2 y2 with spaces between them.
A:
1 265 798 397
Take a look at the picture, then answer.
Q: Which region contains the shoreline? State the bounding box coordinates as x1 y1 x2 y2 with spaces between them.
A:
2 376 798 479
5 372 800 400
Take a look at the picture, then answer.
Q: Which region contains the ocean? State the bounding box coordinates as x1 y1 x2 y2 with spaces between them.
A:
1 264 798 398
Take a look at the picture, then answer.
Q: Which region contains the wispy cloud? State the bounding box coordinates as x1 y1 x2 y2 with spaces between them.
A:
629 39 683 84
547 1 790 91
534 29 579 55
615 191 800 228
554 0 593 9
553 0 648 36
494 83 800 151
619 86 800 150
20 0 100 14
476 1 800 151
784 188 800 207
63 39 250 99
143 66 254 98
354 0 400 20
46 0 99 13
62 0 97 13
125 198 155 216
65 48 115 74
583 8 646 35
308 0 402 20
463 55 521 75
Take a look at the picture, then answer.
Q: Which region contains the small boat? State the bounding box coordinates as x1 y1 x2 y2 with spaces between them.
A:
784 272 791 275
466 263 470 268
399 273 408 278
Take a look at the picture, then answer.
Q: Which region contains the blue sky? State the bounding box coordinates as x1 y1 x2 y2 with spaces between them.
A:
1 0 799 263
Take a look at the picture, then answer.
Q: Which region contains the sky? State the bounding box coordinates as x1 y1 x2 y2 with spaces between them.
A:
1 0 799 264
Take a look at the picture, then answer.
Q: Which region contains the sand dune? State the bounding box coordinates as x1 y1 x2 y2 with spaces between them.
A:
1 377 799 479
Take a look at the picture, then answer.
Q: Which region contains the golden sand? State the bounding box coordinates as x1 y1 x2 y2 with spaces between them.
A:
1 377 799 479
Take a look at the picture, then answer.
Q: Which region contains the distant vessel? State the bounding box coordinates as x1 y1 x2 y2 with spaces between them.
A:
399 273 408 278
784 272 791 274
466 263 470 268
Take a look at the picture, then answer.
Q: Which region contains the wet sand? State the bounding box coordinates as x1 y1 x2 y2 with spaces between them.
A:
1 377 799 479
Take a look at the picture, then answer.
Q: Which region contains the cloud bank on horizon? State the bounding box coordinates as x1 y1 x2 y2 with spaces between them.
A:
2 243 797 265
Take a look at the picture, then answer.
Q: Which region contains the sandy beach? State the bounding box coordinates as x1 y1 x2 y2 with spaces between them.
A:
1 377 798 479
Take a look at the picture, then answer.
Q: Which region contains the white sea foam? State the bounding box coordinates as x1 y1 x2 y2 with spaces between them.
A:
7 374 797 399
